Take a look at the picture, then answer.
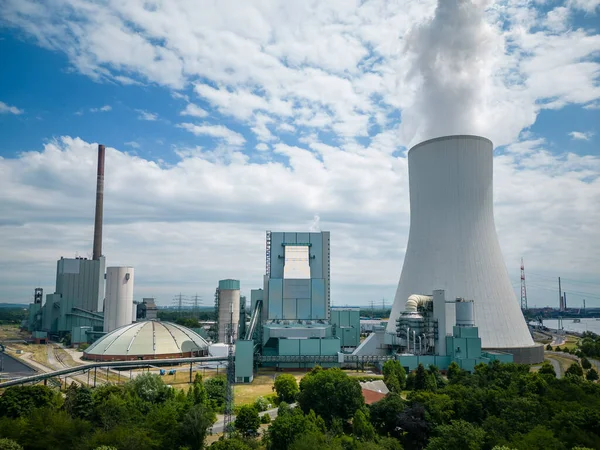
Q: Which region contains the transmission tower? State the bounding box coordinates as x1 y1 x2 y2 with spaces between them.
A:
520 257 528 310
224 303 236 436
192 294 202 319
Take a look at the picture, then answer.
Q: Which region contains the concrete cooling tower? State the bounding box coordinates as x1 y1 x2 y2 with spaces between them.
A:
387 135 543 364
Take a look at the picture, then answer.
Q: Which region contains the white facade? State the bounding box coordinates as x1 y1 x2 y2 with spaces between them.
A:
85 321 208 359
218 280 240 344
104 266 134 333
387 135 535 352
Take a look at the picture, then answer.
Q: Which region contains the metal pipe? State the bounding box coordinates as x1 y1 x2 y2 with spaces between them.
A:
93 144 105 260
406 327 410 352
417 335 422 355
412 330 416 355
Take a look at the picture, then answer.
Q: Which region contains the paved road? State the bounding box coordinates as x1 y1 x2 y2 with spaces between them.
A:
545 356 563 379
551 334 566 346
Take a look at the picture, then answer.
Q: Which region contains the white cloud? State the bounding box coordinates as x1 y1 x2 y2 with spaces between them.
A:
569 131 595 140
0 136 598 307
255 143 269 151
124 141 140 149
1 0 599 146
180 103 208 118
178 123 246 146
584 101 600 109
136 110 158 121
0 101 24 115
90 105 112 112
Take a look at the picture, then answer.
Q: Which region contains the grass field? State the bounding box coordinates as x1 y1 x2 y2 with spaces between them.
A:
561 335 580 350
234 374 276 406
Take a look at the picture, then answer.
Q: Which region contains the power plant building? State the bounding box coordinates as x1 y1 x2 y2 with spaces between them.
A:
215 279 241 343
386 135 543 364
83 320 208 361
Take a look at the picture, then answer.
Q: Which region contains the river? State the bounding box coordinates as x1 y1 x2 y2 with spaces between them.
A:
538 318 600 335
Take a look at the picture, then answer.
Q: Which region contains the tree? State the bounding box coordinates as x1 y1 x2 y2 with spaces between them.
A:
210 438 256 450
546 344 553 351
235 405 260 437
254 396 270 412
205 375 228 409
266 407 322 450
509 425 565 450
180 404 216 450
396 404 431 449
581 357 592 370
188 373 208 406
565 363 584 378
555 346 561 351
274 374 299 403
414 364 428 391
447 362 461 382
352 408 376 441
382 360 406 392
297 368 364 424
64 383 94 420
0 386 60 418
128 373 172 404
426 419 486 450
586 368 599 381
538 362 556 378
369 393 405 437
20 408 92 450
93 447 118 450
0 439 23 450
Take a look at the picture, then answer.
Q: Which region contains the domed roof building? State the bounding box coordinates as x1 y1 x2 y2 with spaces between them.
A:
83 320 209 361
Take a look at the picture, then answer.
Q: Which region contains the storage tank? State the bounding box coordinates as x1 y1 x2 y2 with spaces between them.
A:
455 298 474 327
217 279 240 343
104 267 135 333
387 135 543 363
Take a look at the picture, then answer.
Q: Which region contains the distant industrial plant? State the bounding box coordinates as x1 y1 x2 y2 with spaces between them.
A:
24 135 543 384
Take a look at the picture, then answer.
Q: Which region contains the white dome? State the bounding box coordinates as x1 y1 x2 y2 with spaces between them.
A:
84 320 209 360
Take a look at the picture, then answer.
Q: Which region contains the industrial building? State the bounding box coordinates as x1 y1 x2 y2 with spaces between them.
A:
386 135 543 364
83 320 209 361
25 144 137 346
236 231 343 381
215 279 241 343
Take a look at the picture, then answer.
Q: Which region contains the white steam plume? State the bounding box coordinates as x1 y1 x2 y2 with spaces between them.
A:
401 0 500 145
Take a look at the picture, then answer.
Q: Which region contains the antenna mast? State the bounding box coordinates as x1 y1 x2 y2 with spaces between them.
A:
520 257 528 311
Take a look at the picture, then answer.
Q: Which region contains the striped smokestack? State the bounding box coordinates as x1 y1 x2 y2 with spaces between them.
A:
92 144 105 260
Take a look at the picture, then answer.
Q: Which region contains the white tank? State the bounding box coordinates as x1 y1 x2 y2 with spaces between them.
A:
104 267 134 333
217 279 240 344
387 135 541 363
455 298 474 327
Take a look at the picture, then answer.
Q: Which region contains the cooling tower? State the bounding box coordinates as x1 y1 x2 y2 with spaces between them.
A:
387 135 543 364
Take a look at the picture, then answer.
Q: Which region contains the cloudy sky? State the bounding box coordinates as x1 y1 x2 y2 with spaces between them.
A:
1 0 599 309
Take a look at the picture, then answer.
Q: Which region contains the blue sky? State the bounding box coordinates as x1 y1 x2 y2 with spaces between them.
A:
0 0 599 308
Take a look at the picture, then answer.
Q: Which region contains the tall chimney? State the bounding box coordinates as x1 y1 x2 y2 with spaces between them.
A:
93 144 105 260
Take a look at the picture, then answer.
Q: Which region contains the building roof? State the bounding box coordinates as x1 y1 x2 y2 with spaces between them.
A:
84 320 209 358
359 380 389 395
361 388 387 405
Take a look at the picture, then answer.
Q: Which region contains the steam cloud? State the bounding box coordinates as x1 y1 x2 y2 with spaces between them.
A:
401 0 497 144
